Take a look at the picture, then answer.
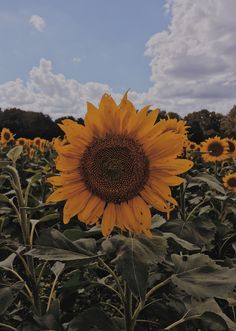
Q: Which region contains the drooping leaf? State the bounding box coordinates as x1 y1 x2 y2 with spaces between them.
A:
159 232 200 251
0 282 24 315
26 228 100 263
51 261 65 278
186 298 236 331
24 172 42 204
7 146 23 163
73 238 97 253
26 247 98 262
199 312 229 331
33 299 64 331
35 228 94 256
160 217 216 249
171 253 236 299
68 307 119 331
151 214 167 228
102 234 167 300
0 161 10 168
0 246 25 269
190 173 225 195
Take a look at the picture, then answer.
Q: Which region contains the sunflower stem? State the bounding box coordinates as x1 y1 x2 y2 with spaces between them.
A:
3 164 42 315
124 283 133 331
163 315 201 330
98 258 125 303
179 182 186 223
131 276 171 329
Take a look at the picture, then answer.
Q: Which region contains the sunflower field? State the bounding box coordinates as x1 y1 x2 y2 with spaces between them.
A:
0 93 236 331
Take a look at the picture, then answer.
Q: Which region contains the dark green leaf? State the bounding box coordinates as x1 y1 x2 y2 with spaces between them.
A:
102 234 167 300
171 253 236 299
7 146 23 162
199 312 229 331
191 174 225 195
26 247 98 262
51 261 65 277
0 282 24 315
68 307 119 331
187 298 236 331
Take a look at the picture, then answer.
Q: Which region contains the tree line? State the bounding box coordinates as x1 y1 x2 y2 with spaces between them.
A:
0 105 235 142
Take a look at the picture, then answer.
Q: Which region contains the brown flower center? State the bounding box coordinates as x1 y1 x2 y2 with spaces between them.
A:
228 177 236 188
80 134 149 203
228 141 235 153
4 132 11 140
19 139 25 145
208 142 224 157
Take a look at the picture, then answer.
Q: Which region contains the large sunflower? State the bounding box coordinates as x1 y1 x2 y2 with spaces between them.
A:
47 93 193 236
154 118 189 136
223 173 236 192
1 128 14 144
200 136 228 162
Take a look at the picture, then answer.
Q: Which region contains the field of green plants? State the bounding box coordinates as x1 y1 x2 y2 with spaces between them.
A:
0 95 236 331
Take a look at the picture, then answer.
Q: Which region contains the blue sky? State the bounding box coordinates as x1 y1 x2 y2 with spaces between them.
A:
0 0 235 118
0 0 169 91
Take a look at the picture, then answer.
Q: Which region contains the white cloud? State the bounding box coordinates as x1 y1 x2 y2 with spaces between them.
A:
144 0 236 115
72 57 81 63
1 1 236 118
0 59 114 118
29 15 46 32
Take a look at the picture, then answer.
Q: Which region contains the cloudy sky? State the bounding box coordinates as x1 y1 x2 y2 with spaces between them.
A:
0 0 235 118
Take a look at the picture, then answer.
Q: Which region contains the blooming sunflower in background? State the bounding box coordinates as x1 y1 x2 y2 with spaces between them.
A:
16 137 28 146
28 148 35 160
47 92 193 236
39 139 47 153
0 128 14 144
200 136 228 162
154 118 189 136
33 137 41 148
224 138 236 158
187 141 199 152
223 173 236 192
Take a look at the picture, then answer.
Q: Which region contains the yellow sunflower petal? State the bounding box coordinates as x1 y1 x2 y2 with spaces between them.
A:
78 195 104 222
151 159 193 175
140 185 170 213
101 203 117 236
46 183 84 202
86 199 106 225
63 190 91 224
58 122 92 147
116 202 137 232
55 155 80 172
129 196 152 232
135 109 159 140
85 102 105 137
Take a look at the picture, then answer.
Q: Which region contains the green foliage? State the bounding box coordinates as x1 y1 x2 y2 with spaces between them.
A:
0 140 236 331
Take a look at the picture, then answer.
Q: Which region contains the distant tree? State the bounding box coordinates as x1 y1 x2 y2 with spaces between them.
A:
220 105 236 138
184 109 224 143
55 116 77 124
77 117 85 125
0 108 62 139
158 110 167 120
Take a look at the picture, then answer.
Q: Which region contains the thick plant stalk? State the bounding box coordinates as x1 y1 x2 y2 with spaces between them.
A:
124 284 133 331
4 165 29 246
